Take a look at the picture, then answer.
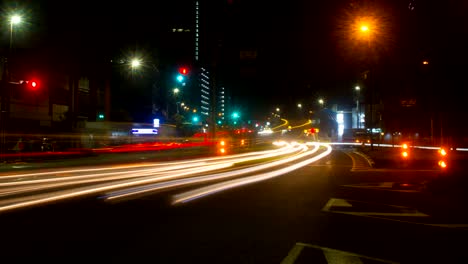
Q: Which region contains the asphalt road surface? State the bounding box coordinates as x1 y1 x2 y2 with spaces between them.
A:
1 145 467 263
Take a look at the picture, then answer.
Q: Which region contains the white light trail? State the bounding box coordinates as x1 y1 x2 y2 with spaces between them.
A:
0 163 232 213
104 143 321 201
172 143 332 204
0 142 303 213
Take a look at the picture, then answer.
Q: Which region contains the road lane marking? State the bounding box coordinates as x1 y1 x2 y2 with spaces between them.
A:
341 182 422 193
280 243 304 264
323 250 364 264
321 198 468 230
353 151 375 167
299 243 399 264
281 242 399 264
342 151 372 171
351 169 438 172
322 198 429 217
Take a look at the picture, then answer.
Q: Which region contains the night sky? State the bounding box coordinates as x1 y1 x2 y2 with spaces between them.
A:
4 0 468 120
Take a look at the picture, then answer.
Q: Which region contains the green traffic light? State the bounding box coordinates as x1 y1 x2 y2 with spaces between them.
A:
232 112 239 119
176 75 184 82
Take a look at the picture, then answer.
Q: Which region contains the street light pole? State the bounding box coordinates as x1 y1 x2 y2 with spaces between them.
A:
355 86 360 129
359 22 374 150
1 15 22 161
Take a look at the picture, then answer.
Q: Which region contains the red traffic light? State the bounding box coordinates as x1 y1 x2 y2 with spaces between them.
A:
179 67 188 75
24 80 39 90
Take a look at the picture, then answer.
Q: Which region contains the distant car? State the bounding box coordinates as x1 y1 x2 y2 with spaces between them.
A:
353 132 371 144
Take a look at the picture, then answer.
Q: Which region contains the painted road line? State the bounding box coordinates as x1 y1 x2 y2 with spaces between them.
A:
322 198 429 217
323 249 363 264
343 151 371 171
321 198 468 230
353 151 375 167
341 182 421 193
299 243 399 264
281 242 399 264
280 243 305 264
352 168 438 173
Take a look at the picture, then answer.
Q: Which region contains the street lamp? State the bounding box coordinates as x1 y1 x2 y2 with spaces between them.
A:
173 88 180 94
276 108 280 112
10 15 21 50
297 103 302 108
318 99 324 106
131 59 141 69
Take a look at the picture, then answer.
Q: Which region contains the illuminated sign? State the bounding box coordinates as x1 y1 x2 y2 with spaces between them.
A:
132 129 158 135
153 119 160 128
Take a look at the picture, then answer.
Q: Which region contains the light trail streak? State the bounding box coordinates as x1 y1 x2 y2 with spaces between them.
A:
172 143 333 204
329 142 468 151
289 120 312 129
271 118 289 131
0 163 232 212
0 144 292 181
103 143 319 201
0 142 303 212
0 143 300 196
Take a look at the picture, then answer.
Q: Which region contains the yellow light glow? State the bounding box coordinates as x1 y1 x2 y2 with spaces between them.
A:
402 143 408 149
439 148 447 156
438 160 447 168
360 25 369 32
402 151 408 158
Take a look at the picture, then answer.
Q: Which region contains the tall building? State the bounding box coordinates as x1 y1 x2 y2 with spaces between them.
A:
159 0 234 127
217 86 226 124
199 67 211 117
